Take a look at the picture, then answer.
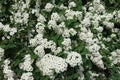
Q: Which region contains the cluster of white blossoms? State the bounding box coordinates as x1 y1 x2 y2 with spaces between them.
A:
109 49 120 65
0 22 17 39
35 22 45 34
66 51 82 67
19 54 33 71
30 33 61 56
3 59 15 80
20 72 34 80
19 54 34 80
0 47 4 61
36 54 68 78
44 3 54 12
77 0 120 69
35 51 83 79
10 0 30 24
29 0 119 79
62 38 72 51
34 45 45 58
89 71 99 80
79 27 105 69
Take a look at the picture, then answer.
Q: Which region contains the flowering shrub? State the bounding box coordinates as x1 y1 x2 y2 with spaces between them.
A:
0 0 120 80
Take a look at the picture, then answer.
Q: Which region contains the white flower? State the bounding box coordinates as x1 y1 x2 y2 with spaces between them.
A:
69 28 77 36
20 72 34 80
34 45 45 58
9 28 17 36
59 4 67 10
13 11 29 24
89 71 99 80
56 22 65 34
79 32 87 41
54 47 62 55
69 2 76 8
48 20 57 29
65 10 76 20
111 34 116 38
96 26 103 32
98 4 105 12
87 44 100 53
89 7 94 12
19 54 33 71
35 23 45 34
81 18 90 27
92 20 99 27
45 3 54 12
36 54 68 77
13 12 22 23
62 38 71 50
90 55 105 69
103 21 114 29
46 40 56 52
110 49 120 65
37 14 46 23
62 29 70 38
75 11 83 20
29 39 37 47
51 12 60 21
3 59 15 80
66 51 82 67
22 12 29 24
3 25 10 32
93 0 100 6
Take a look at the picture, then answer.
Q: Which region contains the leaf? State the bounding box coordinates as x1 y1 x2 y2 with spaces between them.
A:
67 73 79 80
0 44 16 49
57 52 68 58
11 59 21 67
31 54 38 59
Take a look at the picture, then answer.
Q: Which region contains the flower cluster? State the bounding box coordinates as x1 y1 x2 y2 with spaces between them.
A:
36 54 68 78
10 0 30 24
109 49 120 65
3 59 15 80
20 72 34 80
19 54 33 71
66 51 82 67
0 22 17 39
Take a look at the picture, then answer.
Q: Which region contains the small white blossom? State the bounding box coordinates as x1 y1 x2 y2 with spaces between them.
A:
48 20 57 29
69 28 77 36
66 51 82 67
37 14 46 23
45 3 54 12
69 2 76 8
34 45 45 58
65 10 76 20
20 72 34 80
109 49 120 65
35 23 45 34
19 54 33 71
62 38 71 50
3 59 15 80
51 12 60 21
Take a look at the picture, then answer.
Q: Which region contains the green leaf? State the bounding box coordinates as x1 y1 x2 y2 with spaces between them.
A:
31 54 38 59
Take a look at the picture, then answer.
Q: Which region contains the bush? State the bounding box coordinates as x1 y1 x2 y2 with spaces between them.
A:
0 0 120 80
